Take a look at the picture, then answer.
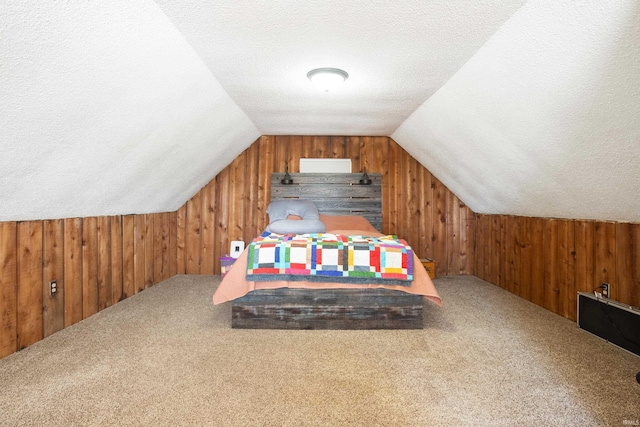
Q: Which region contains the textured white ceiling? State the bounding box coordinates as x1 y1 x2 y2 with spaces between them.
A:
154 0 526 136
393 0 640 222
1 1 639 223
0 1 259 221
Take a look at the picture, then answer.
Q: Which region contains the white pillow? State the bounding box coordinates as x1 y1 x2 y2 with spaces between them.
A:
265 200 325 234
266 219 326 234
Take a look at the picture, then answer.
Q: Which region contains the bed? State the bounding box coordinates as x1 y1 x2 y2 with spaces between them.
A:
212 173 441 329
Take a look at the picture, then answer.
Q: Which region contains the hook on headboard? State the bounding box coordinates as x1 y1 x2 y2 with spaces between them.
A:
281 162 294 185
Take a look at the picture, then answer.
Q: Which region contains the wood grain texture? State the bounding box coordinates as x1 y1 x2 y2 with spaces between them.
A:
232 288 423 330
595 221 616 289
2 134 639 355
82 217 98 318
432 178 447 276
270 173 383 231
2 212 177 359
244 142 260 240
0 222 17 357
574 221 596 300
169 211 178 277
180 136 473 276
43 219 64 338
474 215 486 281
416 167 429 258
460 208 475 275
630 223 640 307
511 217 533 301
229 155 246 247
122 215 135 299
110 216 123 303
175 205 186 274
491 215 501 289
133 215 145 293
447 194 461 276
543 219 559 313
185 192 202 274
257 136 275 233
501 216 512 292
17 221 43 349
385 140 400 234
63 218 83 327
200 182 215 275
557 220 576 319
159 212 172 282
144 215 154 289
475 215 639 321
97 216 112 311
215 168 230 272
152 213 165 281
529 217 545 307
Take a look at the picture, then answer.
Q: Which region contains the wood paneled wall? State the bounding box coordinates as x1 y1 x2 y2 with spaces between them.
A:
3 135 639 359
0 135 473 359
176 136 476 277
0 212 176 358
474 214 640 321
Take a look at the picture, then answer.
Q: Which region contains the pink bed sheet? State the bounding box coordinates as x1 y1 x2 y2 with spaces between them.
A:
212 215 442 307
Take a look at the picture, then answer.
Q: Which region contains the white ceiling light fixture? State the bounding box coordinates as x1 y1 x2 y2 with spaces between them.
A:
307 67 349 92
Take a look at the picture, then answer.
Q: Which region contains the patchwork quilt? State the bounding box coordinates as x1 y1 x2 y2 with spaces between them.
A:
246 232 414 286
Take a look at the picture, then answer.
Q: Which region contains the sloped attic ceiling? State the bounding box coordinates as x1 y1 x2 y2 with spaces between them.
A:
394 0 640 223
0 1 260 221
1 1 639 224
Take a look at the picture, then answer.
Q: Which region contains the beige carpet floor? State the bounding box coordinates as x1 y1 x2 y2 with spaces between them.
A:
0 275 638 426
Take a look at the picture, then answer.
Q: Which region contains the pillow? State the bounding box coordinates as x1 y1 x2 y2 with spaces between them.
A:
266 199 321 222
266 219 326 234
265 200 325 234
319 214 379 233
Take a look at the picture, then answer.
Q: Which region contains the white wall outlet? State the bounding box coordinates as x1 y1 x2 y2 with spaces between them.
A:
230 240 245 258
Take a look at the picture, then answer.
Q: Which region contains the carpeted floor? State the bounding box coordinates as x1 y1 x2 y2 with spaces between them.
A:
0 275 638 426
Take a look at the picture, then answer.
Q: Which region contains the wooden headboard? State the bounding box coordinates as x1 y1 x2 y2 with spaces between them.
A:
270 173 382 231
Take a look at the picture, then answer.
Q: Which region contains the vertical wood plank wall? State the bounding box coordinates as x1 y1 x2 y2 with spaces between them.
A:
3 134 639 359
474 214 640 322
175 136 476 278
0 212 176 358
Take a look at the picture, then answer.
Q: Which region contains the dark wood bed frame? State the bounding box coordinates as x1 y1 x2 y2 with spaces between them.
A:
231 172 424 330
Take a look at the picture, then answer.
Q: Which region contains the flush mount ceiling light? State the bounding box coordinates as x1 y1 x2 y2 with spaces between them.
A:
307 68 349 92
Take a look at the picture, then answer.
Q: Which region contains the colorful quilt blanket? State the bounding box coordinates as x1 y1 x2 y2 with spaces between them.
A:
246 232 414 286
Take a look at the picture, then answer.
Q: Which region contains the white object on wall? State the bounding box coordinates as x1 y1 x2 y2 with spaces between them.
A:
299 158 352 173
230 240 245 258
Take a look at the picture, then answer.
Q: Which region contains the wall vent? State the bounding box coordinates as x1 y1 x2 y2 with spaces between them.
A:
577 292 640 358
299 158 351 173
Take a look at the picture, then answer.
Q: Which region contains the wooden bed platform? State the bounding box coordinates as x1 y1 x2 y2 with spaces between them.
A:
232 288 424 329
231 172 425 330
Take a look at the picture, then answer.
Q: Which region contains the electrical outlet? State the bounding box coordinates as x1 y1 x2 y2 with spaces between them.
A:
49 280 57 296
601 282 609 299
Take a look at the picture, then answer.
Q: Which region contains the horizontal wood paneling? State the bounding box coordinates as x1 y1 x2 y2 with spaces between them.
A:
177 136 476 276
232 288 423 330
475 214 640 321
0 212 176 359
